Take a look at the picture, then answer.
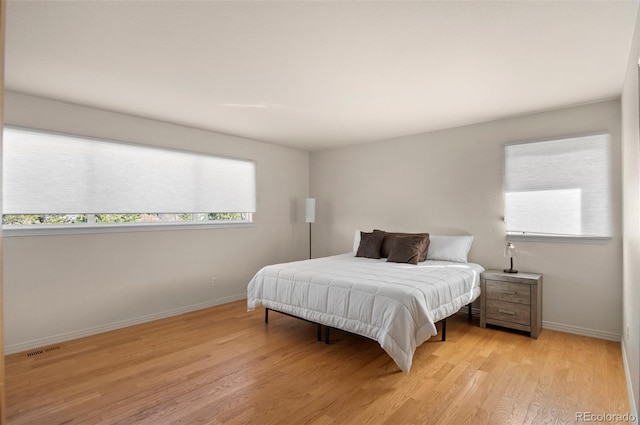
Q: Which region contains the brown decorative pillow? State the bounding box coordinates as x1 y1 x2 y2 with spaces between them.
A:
386 235 429 265
355 230 385 259
376 230 430 261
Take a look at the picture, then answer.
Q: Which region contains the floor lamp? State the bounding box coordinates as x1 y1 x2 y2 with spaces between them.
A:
305 198 315 259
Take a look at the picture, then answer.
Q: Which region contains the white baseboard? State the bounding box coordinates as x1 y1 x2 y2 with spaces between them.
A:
5 293 247 355
622 339 639 425
542 320 621 342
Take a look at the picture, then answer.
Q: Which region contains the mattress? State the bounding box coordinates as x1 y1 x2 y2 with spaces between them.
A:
247 253 484 372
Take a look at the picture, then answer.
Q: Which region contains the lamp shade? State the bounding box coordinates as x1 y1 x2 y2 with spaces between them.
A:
305 198 316 223
504 242 516 258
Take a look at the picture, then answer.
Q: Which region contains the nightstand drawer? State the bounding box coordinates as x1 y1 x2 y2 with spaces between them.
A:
485 280 530 305
485 299 531 325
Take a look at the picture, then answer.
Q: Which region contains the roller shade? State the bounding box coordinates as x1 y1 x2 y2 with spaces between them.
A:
3 127 256 214
504 134 610 238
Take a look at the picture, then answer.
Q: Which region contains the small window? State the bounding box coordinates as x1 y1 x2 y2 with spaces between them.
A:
504 134 611 239
2 127 256 232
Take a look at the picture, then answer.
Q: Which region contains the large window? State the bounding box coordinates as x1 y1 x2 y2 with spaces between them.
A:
2 127 256 233
504 133 611 239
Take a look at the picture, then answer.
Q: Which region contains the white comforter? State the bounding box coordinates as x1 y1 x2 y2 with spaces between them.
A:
247 254 484 372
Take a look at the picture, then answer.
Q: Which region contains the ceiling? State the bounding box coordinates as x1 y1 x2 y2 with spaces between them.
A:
4 1 639 152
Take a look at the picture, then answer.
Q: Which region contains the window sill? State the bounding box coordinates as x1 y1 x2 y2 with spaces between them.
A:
2 221 254 237
507 233 611 245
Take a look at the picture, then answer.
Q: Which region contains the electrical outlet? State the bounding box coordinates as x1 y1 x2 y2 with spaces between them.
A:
211 277 217 287
626 323 630 339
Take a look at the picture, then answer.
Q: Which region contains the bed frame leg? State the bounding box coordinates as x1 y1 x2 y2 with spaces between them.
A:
265 308 269 324
325 326 330 344
317 324 322 341
468 303 472 322
441 318 447 341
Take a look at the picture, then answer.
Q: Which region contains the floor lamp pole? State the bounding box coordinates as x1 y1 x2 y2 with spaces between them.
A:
309 223 312 259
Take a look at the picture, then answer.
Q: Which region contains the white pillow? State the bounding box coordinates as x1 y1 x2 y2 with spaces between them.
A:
353 230 361 253
426 235 474 263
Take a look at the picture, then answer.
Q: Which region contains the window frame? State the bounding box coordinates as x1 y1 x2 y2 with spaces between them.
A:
504 132 612 244
2 219 254 237
2 126 256 236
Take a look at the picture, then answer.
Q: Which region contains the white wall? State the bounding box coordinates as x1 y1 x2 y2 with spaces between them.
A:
621 5 640 418
3 92 310 353
311 99 622 340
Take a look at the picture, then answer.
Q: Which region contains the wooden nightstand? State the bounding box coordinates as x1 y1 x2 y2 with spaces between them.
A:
480 270 542 339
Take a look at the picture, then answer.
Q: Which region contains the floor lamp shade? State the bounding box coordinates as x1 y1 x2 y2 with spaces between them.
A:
305 198 316 223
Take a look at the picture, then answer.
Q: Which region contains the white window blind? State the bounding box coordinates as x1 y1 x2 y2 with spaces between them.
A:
504 134 610 239
2 127 256 215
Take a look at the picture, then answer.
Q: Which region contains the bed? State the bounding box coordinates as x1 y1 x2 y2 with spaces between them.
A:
247 232 484 372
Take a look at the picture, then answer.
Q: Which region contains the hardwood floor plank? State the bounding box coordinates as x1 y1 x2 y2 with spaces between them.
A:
4 301 631 424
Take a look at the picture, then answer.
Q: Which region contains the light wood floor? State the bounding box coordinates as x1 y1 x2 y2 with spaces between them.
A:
5 300 630 424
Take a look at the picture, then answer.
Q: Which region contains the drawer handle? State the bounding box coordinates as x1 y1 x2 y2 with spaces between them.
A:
496 290 517 295
498 309 516 315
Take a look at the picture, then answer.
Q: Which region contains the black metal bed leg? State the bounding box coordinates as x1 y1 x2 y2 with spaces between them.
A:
441 318 447 341
468 303 472 322
265 308 269 324
324 326 330 344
